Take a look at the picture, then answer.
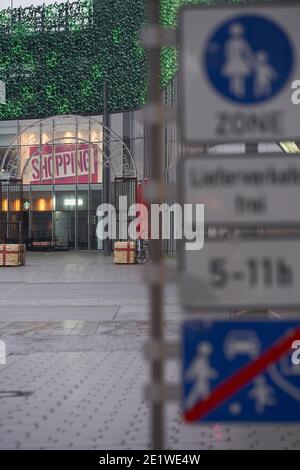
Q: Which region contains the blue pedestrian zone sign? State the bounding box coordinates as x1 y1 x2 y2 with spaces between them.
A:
205 15 294 105
183 320 300 423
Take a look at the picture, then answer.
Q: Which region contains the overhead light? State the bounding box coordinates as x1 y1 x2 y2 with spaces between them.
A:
279 142 300 153
64 198 83 207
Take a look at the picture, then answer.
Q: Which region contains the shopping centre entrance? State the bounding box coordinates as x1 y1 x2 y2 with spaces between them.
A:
0 115 137 250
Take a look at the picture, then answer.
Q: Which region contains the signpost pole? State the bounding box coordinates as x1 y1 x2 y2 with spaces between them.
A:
147 0 165 450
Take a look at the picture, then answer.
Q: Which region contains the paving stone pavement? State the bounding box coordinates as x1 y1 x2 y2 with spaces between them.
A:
0 253 299 449
0 321 300 450
0 252 179 321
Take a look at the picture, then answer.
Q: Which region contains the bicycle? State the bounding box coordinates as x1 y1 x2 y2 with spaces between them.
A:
136 239 150 264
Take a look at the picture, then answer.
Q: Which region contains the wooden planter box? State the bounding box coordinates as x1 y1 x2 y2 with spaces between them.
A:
114 242 136 265
0 244 26 267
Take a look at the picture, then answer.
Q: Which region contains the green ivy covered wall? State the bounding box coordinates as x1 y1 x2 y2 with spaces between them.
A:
0 0 261 120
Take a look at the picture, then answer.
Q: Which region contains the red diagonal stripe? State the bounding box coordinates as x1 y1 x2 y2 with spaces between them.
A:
185 326 300 422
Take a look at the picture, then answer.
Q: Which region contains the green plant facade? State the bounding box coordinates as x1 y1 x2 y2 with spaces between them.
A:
0 0 264 120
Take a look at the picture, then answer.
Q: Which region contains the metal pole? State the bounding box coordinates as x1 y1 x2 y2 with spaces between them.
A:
103 80 111 255
29 184 32 241
88 116 91 251
6 183 9 240
147 0 165 450
52 118 55 247
39 122 42 185
75 117 78 250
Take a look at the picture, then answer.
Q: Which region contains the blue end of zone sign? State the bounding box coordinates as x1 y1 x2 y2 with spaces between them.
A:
183 320 300 423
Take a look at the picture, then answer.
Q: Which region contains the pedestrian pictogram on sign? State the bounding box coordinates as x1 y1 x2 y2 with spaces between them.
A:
183 321 300 423
205 15 293 104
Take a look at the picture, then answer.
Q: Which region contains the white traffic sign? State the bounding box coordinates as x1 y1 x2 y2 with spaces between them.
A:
181 239 300 310
179 4 300 143
183 154 300 225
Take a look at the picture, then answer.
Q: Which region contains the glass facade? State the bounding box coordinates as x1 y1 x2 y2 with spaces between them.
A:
1 114 137 250
22 183 102 250
0 179 24 243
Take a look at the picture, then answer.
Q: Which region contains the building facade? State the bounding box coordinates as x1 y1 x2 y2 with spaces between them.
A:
0 0 177 250
0 110 147 249
0 0 288 252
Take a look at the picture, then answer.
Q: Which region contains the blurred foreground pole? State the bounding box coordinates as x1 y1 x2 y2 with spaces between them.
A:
147 0 165 449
